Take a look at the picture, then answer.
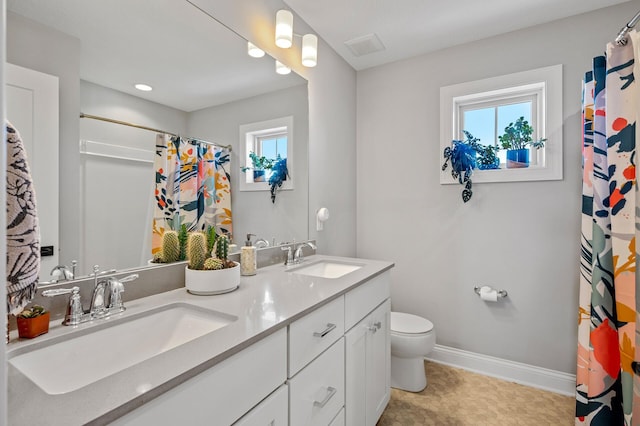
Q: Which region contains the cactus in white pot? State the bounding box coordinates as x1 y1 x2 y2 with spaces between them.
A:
184 232 239 295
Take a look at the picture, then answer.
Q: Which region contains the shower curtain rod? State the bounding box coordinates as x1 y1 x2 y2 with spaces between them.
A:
79 113 233 151
615 9 640 46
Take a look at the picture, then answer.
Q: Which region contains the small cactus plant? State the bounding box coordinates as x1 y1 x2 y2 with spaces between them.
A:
161 230 181 263
215 235 229 261
187 232 208 270
203 257 225 270
178 223 189 261
206 225 218 256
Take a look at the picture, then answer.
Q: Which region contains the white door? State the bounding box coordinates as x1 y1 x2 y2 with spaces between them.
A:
5 63 59 281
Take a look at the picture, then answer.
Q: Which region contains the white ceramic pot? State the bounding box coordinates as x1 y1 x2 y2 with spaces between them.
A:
185 261 240 295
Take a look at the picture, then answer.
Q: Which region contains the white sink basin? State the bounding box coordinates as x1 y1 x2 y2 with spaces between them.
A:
290 260 363 279
9 303 237 395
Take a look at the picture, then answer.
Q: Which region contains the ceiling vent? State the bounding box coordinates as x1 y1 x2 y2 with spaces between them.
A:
344 33 385 57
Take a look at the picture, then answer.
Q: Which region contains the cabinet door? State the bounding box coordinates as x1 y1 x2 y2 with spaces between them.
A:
366 299 390 424
345 299 390 426
345 316 368 425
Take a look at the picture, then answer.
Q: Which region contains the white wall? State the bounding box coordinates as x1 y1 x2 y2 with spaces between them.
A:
200 0 358 256
188 84 309 246
357 1 640 374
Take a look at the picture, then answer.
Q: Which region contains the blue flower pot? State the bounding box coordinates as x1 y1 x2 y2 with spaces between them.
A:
506 149 530 169
477 158 500 170
253 170 266 182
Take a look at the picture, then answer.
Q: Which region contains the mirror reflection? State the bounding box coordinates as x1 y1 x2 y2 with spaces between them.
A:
6 0 309 280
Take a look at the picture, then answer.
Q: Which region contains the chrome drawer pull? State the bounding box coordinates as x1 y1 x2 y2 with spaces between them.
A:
313 386 337 408
313 323 336 338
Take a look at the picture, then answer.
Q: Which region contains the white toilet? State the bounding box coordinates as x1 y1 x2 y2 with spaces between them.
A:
390 311 436 392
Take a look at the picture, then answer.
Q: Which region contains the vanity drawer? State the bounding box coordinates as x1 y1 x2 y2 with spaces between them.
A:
112 328 286 426
344 271 390 331
234 384 288 426
329 407 345 426
289 338 345 426
289 296 344 376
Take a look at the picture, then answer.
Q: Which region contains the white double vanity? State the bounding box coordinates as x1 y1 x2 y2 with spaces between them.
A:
8 255 393 425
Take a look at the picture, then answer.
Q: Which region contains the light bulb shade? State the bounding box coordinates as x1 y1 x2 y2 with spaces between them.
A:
302 34 318 67
275 60 291 75
275 10 293 48
247 42 265 58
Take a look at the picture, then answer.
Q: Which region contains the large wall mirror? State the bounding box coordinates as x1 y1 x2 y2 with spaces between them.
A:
6 0 309 280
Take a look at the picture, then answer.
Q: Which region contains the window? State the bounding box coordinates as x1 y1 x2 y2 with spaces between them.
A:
239 116 294 192
440 65 563 184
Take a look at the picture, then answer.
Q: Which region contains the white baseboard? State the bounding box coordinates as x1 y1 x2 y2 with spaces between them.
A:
426 345 576 396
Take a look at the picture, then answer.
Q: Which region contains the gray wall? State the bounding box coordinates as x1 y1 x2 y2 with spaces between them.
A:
188 84 309 246
204 0 358 257
7 11 81 268
356 1 640 374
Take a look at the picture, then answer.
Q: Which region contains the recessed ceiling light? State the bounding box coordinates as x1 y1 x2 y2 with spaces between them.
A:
134 83 153 91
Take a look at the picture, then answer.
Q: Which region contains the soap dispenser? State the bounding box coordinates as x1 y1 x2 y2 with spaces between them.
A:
240 233 257 276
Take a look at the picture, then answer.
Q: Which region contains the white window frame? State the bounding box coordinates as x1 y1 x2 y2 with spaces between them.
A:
440 64 563 184
239 116 294 192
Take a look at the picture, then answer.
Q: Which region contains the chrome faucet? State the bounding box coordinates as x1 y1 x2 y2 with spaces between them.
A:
89 279 109 318
281 245 295 266
254 238 270 249
42 270 138 326
48 260 77 283
294 241 317 264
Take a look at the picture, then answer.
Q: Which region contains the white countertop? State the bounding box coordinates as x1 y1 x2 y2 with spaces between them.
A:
7 255 393 425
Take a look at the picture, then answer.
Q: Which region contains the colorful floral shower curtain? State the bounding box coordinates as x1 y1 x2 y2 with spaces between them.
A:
152 134 232 254
577 33 640 425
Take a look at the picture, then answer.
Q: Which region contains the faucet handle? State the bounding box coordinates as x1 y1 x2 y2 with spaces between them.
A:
42 286 84 325
118 274 139 283
107 274 137 312
281 246 294 265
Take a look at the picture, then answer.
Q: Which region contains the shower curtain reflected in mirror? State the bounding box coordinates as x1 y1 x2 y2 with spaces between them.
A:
152 134 232 256
577 33 639 425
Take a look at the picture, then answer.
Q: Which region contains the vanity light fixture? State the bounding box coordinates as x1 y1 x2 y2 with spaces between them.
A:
134 83 153 92
275 60 291 75
275 10 293 48
302 34 318 67
247 42 265 58
274 9 318 68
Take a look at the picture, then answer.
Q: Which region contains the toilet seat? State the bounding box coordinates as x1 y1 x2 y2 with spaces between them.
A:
391 312 433 334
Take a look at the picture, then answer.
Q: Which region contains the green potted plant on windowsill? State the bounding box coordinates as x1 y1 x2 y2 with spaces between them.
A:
498 116 546 169
241 151 274 182
442 130 481 202
476 144 500 170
